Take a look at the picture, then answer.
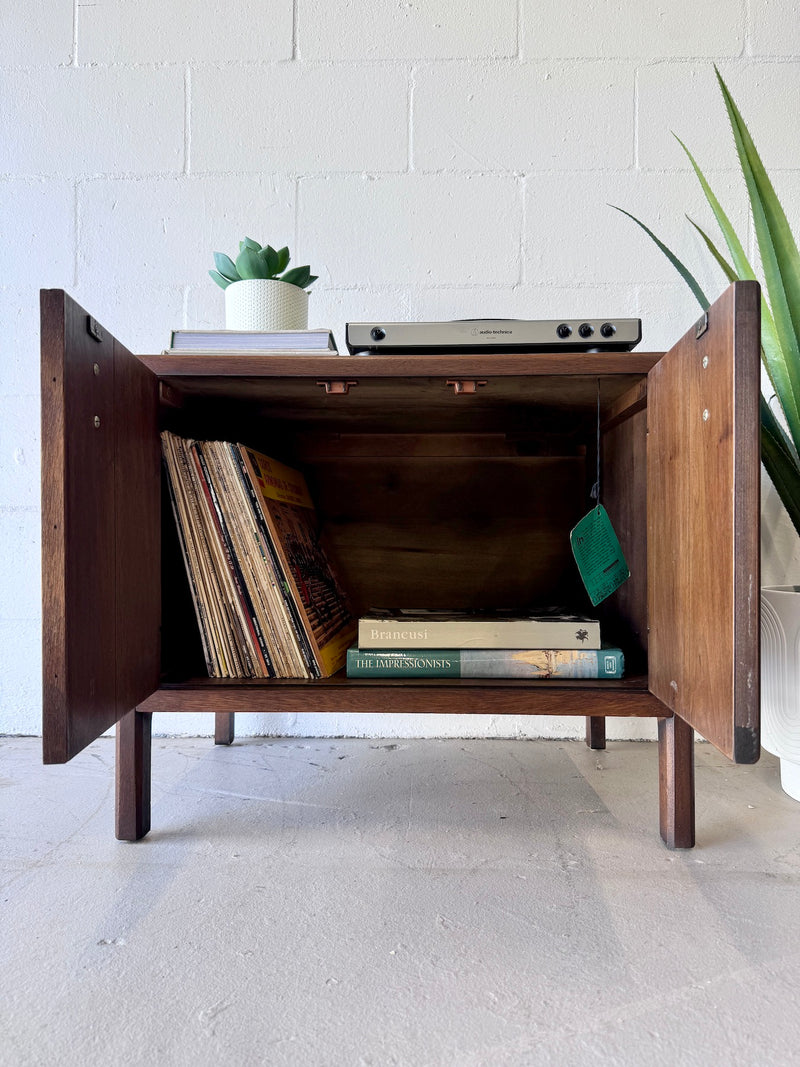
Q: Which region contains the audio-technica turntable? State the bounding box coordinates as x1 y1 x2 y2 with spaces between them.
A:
345 317 642 355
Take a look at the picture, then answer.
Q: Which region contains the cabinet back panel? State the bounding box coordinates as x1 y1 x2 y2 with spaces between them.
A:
305 454 587 614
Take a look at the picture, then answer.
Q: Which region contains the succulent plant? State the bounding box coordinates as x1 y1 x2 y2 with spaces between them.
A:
209 238 318 291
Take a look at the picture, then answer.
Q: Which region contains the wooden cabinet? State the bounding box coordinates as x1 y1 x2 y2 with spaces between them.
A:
40 283 761 847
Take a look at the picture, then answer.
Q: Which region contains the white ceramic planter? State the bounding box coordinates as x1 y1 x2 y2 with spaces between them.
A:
225 278 309 331
760 585 800 801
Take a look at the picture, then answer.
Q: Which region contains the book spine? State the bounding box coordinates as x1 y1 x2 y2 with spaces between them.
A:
348 649 461 677
346 648 624 679
357 620 602 650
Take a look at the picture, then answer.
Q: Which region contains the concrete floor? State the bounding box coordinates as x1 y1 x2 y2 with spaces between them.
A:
1 735 799 1067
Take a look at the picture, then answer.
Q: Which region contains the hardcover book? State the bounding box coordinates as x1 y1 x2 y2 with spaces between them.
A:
165 328 338 355
346 647 624 679
357 612 601 650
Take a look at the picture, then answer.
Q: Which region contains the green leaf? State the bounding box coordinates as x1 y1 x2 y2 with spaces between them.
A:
674 126 795 442
276 246 290 273
761 395 800 538
684 218 787 404
208 269 232 289
763 390 800 466
610 205 710 310
260 244 281 277
235 247 268 279
715 65 800 454
281 265 313 289
213 252 240 282
241 237 262 252
682 224 794 419
753 297 792 416
675 134 754 281
616 67 800 533
685 218 738 283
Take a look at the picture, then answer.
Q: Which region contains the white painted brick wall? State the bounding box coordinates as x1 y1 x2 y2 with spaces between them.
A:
1 67 185 177
299 174 523 286
520 0 745 59
77 0 294 64
413 62 636 172
299 0 518 61
190 64 410 174
0 182 76 286
79 176 296 286
0 2 73 67
2 0 800 742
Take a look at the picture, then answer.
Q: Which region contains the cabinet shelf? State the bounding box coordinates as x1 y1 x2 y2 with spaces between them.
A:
141 672 657 717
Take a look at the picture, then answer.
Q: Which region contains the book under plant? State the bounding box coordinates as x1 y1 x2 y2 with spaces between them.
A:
161 431 354 679
165 328 338 355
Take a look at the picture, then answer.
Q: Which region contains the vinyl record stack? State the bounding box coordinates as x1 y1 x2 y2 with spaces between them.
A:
161 431 354 679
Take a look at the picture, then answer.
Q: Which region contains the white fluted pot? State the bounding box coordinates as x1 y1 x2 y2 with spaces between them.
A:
225 278 308 331
760 585 800 801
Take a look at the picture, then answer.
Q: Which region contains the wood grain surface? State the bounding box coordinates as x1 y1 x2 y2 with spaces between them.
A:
139 673 661 717
41 290 118 762
647 282 760 762
658 714 696 849
41 291 160 762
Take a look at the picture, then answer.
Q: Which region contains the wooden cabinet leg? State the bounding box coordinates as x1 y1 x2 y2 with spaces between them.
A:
585 716 606 749
658 715 695 849
116 709 152 841
215 712 235 745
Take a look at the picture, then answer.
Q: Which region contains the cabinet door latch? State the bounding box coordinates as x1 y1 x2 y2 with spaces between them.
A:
446 379 487 395
317 379 358 394
87 315 104 343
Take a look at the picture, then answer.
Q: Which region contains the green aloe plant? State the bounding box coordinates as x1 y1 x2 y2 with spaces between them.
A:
613 66 800 538
209 237 318 291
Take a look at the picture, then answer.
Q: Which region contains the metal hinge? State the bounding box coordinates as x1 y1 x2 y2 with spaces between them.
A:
317 380 358 394
446 379 487 395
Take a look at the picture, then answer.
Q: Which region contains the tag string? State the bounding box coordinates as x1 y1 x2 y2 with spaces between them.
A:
592 378 601 505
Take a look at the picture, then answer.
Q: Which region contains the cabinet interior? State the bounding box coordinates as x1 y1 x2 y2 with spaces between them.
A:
156 371 650 684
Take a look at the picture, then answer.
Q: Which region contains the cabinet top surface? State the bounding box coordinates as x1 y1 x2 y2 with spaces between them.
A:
141 350 662 379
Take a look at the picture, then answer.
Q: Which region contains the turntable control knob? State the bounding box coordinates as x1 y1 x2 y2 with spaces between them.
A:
600 322 616 338
370 327 386 341
556 324 572 339
578 323 594 338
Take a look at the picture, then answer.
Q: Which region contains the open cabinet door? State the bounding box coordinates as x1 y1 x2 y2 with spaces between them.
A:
648 281 760 763
41 291 161 763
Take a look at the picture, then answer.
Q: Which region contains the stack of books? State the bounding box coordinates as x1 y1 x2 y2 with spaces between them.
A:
161 431 354 679
346 611 624 679
164 328 339 356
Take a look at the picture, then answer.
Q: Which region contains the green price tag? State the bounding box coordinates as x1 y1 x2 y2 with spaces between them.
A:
570 505 630 606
